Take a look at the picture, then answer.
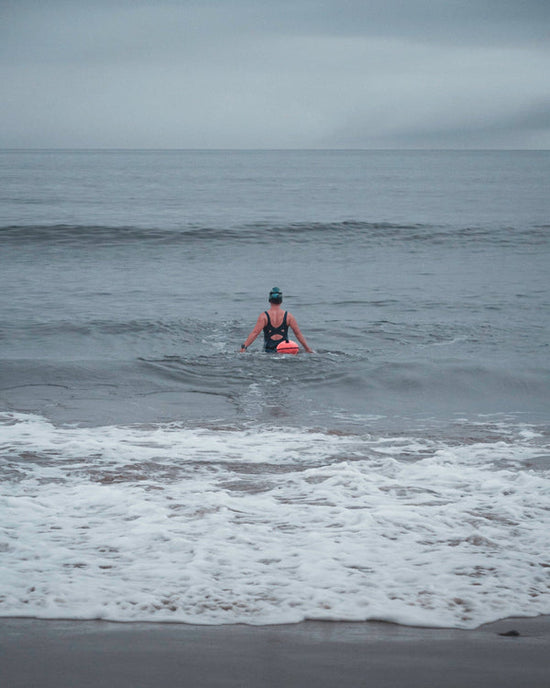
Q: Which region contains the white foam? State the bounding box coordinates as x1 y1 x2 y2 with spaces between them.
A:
1 411 549 628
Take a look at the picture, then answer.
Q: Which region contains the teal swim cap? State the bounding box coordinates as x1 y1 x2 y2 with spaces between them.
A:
269 287 283 303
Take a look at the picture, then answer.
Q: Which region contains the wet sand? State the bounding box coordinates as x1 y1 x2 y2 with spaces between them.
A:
1 616 549 688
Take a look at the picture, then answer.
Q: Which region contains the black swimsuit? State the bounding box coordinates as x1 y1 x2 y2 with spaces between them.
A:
263 311 289 351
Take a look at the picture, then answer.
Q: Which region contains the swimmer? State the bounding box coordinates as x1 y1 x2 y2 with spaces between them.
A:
240 287 313 353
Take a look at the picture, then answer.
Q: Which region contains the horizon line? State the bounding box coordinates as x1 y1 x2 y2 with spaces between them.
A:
1 147 549 153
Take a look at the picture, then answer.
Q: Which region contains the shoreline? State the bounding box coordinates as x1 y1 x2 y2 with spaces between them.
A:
1 615 549 688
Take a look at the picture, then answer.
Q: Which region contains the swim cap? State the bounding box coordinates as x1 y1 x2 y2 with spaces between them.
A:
269 287 283 304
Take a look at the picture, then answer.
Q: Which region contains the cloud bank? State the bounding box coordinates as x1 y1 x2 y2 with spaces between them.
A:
1 0 549 148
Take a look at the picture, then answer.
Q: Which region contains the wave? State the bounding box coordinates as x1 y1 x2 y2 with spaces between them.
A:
1 411 549 628
2 318 187 338
2 347 549 431
1 222 548 248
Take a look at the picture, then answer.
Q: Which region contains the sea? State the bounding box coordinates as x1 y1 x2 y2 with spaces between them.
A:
1 149 549 629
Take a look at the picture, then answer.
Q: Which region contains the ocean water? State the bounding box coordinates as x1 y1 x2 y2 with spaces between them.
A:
1 149 549 629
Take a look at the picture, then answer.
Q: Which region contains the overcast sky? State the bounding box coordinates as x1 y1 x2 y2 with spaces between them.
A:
1 0 549 148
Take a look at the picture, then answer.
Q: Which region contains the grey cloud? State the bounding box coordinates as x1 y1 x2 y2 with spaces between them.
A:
302 0 550 46
3 0 549 60
1 0 549 148
328 100 550 149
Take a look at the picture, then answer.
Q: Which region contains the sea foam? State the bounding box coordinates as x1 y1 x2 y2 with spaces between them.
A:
1 412 549 628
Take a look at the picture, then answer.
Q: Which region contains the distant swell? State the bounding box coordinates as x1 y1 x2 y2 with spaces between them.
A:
1 222 548 247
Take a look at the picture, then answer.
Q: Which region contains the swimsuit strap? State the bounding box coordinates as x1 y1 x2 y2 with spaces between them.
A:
264 311 287 335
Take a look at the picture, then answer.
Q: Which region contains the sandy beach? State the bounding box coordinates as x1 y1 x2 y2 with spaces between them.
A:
1 616 548 688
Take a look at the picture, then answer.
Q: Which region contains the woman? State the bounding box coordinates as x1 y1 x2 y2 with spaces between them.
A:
240 287 313 353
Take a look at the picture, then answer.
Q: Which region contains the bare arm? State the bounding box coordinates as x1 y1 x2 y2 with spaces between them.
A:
288 313 313 353
239 313 267 352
